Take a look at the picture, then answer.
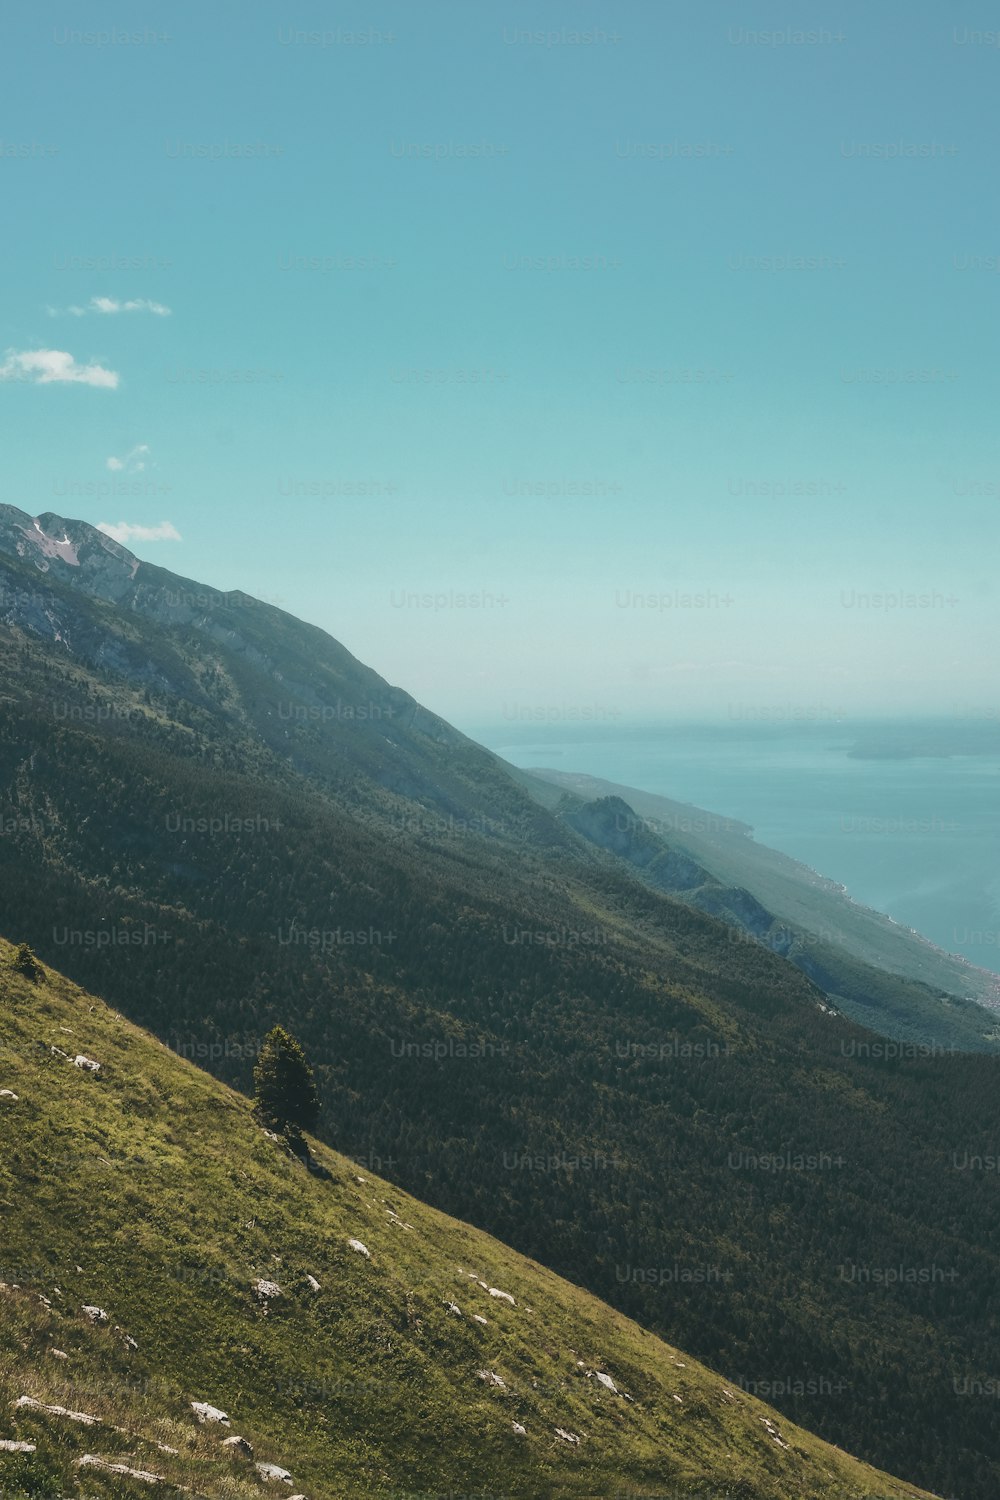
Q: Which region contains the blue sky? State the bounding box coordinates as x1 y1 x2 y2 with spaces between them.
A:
2 0 998 730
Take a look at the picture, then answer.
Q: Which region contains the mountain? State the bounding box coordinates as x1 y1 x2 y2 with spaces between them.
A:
0 943 937 1500
515 769 1000 1045
2 506 1000 1498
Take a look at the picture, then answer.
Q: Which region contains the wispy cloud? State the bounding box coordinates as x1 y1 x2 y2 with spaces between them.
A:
53 296 172 318
107 443 151 474
97 520 181 545
0 348 119 388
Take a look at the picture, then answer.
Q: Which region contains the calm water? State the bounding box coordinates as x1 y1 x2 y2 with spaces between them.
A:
471 722 1000 976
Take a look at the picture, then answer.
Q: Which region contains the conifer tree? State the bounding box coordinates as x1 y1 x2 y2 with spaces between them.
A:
253 1025 320 1142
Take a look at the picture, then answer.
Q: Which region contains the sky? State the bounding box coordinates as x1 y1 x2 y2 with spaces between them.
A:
2 1 999 732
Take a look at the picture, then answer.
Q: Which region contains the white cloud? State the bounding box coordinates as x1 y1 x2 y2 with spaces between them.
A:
0 348 119 389
63 296 171 318
97 521 181 545
106 443 151 474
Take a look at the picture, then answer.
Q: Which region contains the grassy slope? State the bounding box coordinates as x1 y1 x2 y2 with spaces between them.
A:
0 942 935 1500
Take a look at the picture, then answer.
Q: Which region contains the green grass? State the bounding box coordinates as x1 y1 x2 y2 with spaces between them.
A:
0 941 936 1500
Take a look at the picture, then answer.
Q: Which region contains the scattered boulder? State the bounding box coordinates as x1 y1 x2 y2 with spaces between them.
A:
347 1238 370 1259
0 1090 18 1101
222 1435 254 1459
253 1278 283 1301
191 1400 230 1425
472 1315 488 1326
49 1349 68 1360
73 1055 101 1073
305 1274 321 1293
512 1422 527 1437
554 1427 581 1445
488 1288 515 1305
82 1305 108 1324
0 1440 35 1452
78 1455 164 1484
477 1370 507 1389
256 1461 294 1483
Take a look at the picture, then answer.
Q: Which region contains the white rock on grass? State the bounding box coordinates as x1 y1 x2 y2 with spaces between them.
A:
0 1090 18 1101
305 1275 321 1293
554 1428 580 1445
82 1305 108 1324
191 1401 230 1425
222 1435 254 1459
760 1416 790 1449
488 1288 515 1305
443 1301 462 1316
512 1422 526 1437
78 1456 163 1484
253 1279 283 1300
15 1395 99 1426
472 1315 488 1326
73 1055 101 1073
347 1238 371 1259
256 1461 294 1483
0 1440 35 1453
477 1370 507 1389
49 1349 68 1360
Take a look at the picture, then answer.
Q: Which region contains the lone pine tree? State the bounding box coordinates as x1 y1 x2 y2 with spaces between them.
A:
253 1025 320 1143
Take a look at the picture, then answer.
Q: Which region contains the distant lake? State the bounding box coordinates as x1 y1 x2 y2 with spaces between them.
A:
469 721 1000 977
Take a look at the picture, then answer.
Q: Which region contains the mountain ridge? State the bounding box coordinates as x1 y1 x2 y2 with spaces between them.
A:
1 507 999 1497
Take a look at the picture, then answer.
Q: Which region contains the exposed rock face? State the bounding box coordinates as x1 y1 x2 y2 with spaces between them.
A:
222 1434 254 1459
256 1461 294 1483
15 1395 99 1425
191 1400 230 1425
253 1278 283 1301
78 1455 165 1484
